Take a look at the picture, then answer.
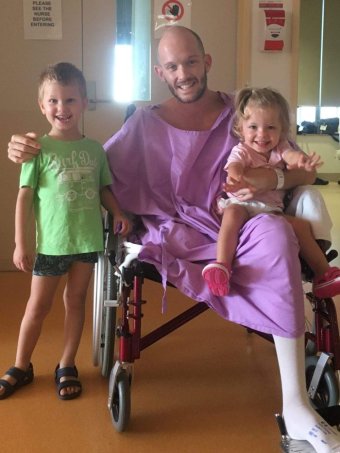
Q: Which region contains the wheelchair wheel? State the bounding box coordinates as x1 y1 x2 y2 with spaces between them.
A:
305 355 339 409
101 262 118 377
93 252 105 367
109 370 131 432
92 251 118 376
305 339 317 356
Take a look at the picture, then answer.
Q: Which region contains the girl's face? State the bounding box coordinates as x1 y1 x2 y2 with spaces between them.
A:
240 104 283 155
39 80 87 140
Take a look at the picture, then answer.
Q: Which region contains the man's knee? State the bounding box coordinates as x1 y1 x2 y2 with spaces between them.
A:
247 214 299 254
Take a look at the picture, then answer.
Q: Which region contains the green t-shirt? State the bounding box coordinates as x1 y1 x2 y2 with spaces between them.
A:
19 135 112 255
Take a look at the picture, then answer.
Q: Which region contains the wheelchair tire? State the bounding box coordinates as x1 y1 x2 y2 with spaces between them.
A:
93 253 105 367
101 304 116 377
305 339 317 356
93 251 118 376
305 355 339 409
109 370 131 432
100 255 118 377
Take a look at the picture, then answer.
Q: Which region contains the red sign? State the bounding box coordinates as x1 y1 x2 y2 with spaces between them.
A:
264 9 285 51
162 1 184 21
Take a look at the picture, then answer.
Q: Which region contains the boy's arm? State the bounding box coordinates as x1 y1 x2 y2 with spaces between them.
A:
13 187 35 272
100 186 131 236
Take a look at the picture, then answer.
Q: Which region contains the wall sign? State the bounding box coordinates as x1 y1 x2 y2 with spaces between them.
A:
258 0 290 52
23 0 62 40
154 0 192 38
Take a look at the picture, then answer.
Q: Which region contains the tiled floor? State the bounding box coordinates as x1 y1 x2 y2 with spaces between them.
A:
0 182 339 453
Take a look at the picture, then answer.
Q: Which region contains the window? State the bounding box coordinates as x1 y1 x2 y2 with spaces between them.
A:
298 0 340 132
114 0 151 103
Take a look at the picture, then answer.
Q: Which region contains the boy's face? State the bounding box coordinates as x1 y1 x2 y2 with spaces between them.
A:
38 80 87 140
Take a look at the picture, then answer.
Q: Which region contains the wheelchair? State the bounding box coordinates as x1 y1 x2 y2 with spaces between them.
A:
92 211 340 443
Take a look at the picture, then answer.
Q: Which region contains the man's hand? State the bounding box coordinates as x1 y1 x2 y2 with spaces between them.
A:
8 132 41 164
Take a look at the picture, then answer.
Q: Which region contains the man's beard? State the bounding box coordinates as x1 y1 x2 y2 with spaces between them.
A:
167 72 208 104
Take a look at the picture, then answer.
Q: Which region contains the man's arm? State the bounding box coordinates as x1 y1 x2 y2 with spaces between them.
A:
224 167 317 201
282 167 317 188
244 166 317 191
8 133 41 164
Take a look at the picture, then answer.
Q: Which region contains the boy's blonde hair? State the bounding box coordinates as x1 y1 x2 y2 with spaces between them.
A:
233 87 291 140
38 62 87 100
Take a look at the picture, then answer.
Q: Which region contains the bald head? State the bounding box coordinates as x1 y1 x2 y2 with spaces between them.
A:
154 26 212 104
157 26 205 64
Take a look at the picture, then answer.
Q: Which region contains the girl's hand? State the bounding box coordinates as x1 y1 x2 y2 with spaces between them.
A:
223 180 257 201
286 151 323 171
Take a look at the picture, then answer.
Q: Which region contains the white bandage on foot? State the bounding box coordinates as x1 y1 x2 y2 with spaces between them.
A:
273 335 340 452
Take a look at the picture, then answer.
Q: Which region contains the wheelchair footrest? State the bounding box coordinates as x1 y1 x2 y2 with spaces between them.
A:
276 414 314 452
280 438 316 452
276 409 340 453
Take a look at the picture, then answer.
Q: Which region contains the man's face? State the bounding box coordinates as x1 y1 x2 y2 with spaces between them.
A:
155 32 211 104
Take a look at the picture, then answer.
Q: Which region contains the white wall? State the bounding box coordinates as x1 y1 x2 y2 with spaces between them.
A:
249 0 295 102
238 0 298 127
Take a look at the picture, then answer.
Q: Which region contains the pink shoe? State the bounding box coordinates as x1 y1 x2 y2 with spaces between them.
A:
202 262 230 296
313 267 340 298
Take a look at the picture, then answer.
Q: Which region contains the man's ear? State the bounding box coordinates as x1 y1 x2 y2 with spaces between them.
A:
154 64 165 82
204 54 212 73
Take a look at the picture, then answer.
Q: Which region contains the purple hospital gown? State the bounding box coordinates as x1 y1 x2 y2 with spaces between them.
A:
104 93 305 338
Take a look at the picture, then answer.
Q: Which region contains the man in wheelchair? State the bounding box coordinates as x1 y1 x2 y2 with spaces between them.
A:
7 26 340 453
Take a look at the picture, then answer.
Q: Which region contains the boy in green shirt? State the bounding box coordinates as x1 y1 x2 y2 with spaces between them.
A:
0 62 130 400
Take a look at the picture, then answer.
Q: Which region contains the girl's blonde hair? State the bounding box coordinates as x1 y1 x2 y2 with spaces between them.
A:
233 87 291 140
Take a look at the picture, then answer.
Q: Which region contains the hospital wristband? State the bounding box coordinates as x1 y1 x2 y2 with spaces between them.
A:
274 168 285 190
